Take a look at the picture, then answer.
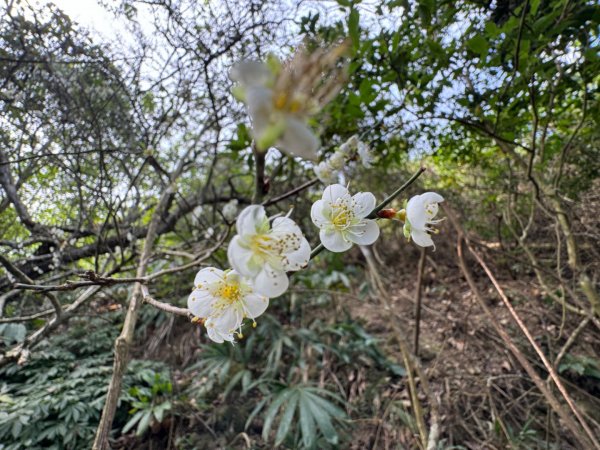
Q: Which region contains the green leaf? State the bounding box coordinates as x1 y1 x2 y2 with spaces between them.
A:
245 397 268 431
136 410 153 436
484 21 500 39
304 392 339 444
299 393 317 448
122 410 144 434
153 401 171 423
274 392 298 445
467 35 488 57
261 388 295 441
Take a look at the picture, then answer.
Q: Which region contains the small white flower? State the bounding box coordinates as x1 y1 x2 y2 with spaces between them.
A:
311 184 380 252
314 161 339 184
328 151 346 170
404 192 444 248
222 199 239 222
227 205 311 297
337 135 359 156
188 268 269 343
357 141 374 168
230 45 347 161
204 227 215 240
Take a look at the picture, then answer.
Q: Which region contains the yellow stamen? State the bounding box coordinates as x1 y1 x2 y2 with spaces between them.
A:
274 92 287 110
288 98 302 113
218 283 241 303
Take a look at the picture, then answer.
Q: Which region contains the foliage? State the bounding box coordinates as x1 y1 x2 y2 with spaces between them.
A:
122 369 174 436
0 315 170 449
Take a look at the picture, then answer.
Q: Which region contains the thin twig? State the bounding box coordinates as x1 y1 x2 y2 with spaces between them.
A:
554 317 590 368
263 178 319 207
141 285 192 319
0 254 62 318
414 247 426 357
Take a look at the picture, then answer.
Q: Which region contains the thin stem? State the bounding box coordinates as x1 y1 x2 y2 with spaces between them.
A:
263 178 318 207
367 167 427 218
252 142 267 204
414 247 426 356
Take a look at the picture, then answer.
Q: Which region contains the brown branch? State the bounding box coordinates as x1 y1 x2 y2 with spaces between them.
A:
554 317 590 368
361 245 434 450
263 178 319 207
252 142 268 204
414 247 426 357
93 179 178 450
141 285 192 319
0 254 62 318
0 308 54 324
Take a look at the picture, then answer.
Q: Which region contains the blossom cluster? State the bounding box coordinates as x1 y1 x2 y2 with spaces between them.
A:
313 135 374 184
187 49 445 343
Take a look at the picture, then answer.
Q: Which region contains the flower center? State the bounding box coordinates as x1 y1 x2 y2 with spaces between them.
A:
250 234 275 255
273 92 303 114
331 201 354 230
217 283 241 304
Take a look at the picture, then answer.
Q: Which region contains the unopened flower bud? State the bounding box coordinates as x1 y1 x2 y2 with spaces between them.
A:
377 208 397 219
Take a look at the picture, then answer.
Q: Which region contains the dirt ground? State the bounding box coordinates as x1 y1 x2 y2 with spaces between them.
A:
346 227 600 450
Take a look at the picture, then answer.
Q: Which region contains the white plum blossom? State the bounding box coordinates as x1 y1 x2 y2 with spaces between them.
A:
227 205 311 297
403 192 444 248
188 267 269 343
328 151 346 170
311 184 380 252
313 135 373 184
314 161 339 184
230 45 347 161
357 141 374 168
222 199 239 222
338 135 358 156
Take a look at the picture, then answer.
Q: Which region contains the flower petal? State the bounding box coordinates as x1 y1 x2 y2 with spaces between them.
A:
187 289 215 318
276 117 319 161
230 61 272 87
351 192 376 218
406 194 427 230
243 294 269 319
322 184 350 204
418 192 444 206
283 237 311 271
271 216 302 235
246 86 274 137
311 199 330 228
411 228 435 247
346 220 380 245
236 204 267 236
320 229 353 253
206 320 235 343
194 267 224 288
212 307 242 332
254 265 289 297
228 236 259 278
421 192 444 220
